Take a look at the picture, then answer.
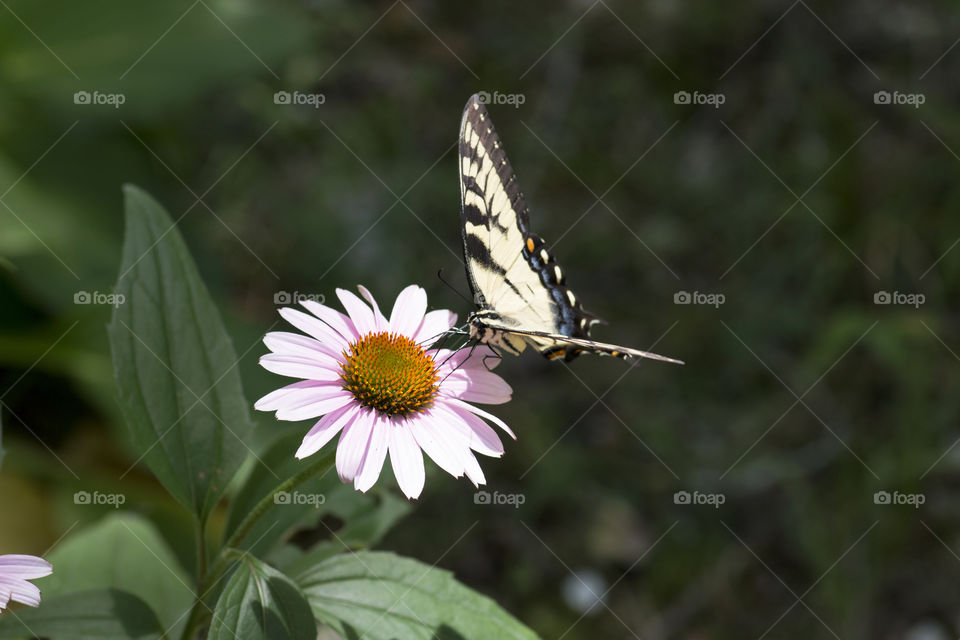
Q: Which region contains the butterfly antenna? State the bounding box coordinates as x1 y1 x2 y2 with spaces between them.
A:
436 268 473 305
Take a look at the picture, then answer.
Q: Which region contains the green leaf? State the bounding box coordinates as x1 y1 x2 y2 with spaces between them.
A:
108 184 254 518
41 505 194 638
298 551 540 640
209 554 315 640
0 588 164 640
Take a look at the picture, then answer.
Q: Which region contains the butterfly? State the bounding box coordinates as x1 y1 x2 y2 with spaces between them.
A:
458 94 683 365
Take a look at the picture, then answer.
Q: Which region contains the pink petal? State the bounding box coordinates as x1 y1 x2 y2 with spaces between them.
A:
422 416 486 486
336 408 375 482
296 404 359 458
278 308 349 352
258 354 343 381
0 576 41 607
389 425 426 499
255 380 340 411
356 285 389 331
14 585 41 607
434 402 504 457
0 556 52 580
408 415 464 479
337 288 377 336
415 309 458 346
300 299 359 343
275 392 353 422
445 398 516 439
460 449 486 486
440 369 512 405
263 331 340 361
354 413 390 492
389 285 428 337
0 589 10 610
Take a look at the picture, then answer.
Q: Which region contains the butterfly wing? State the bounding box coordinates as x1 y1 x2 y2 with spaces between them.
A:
458 95 598 353
458 94 680 364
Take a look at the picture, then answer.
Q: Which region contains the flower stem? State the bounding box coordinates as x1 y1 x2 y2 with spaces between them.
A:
179 451 335 639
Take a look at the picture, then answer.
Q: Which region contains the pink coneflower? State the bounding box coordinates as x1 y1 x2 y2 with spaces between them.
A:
255 285 514 499
0 555 52 612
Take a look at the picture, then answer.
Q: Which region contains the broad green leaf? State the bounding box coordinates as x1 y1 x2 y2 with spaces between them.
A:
41 507 194 638
108 185 254 517
209 554 315 640
298 551 540 640
0 588 163 640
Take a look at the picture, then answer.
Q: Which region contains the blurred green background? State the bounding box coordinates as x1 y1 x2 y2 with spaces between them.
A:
2 0 959 637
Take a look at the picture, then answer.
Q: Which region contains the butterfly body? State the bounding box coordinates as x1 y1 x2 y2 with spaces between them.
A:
458 94 682 366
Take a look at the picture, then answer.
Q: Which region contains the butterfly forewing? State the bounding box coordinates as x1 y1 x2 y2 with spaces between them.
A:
459 97 546 322
459 97 593 338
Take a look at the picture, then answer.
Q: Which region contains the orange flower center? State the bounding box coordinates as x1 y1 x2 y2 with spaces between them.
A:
340 331 439 417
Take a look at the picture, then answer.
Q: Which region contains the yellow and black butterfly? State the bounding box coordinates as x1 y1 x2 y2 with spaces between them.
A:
458 94 682 365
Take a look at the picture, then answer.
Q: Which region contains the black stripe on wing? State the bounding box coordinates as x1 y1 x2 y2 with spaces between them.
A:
459 94 532 234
